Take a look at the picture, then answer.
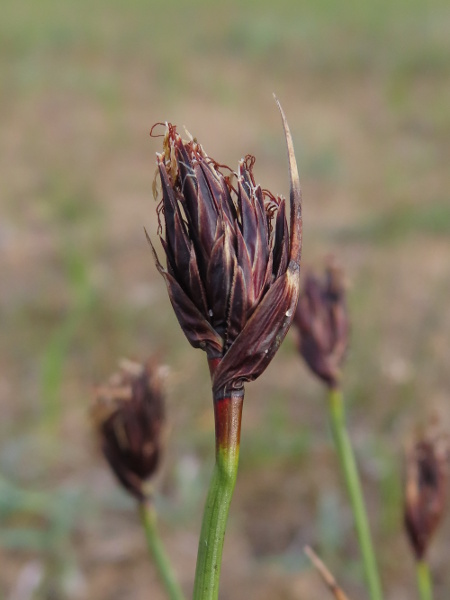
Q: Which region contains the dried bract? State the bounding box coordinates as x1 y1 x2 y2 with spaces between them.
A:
92 359 166 501
149 102 302 394
404 435 447 560
293 259 348 388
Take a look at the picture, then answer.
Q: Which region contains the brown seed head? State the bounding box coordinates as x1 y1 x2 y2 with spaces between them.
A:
404 433 448 560
148 101 302 395
293 258 349 388
92 359 166 501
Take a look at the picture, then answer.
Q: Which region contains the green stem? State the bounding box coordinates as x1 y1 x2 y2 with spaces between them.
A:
193 388 244 600
328 388 383 600
416 559 433 600
139 500 185 600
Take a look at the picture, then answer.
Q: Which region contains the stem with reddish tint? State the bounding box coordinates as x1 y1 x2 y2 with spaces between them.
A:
192 386 244 600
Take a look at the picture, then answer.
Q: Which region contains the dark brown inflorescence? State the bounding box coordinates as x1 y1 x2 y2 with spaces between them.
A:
148 103 302 396
293 259 349 389
404 435 448 560
92 359 166 501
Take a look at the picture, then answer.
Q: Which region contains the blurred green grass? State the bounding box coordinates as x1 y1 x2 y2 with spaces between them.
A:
1 0 449 597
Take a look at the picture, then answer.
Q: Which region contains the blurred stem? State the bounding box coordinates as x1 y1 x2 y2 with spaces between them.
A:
328 388 383 600
139 500 185 600
416 560 433 600
193 388 244 600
